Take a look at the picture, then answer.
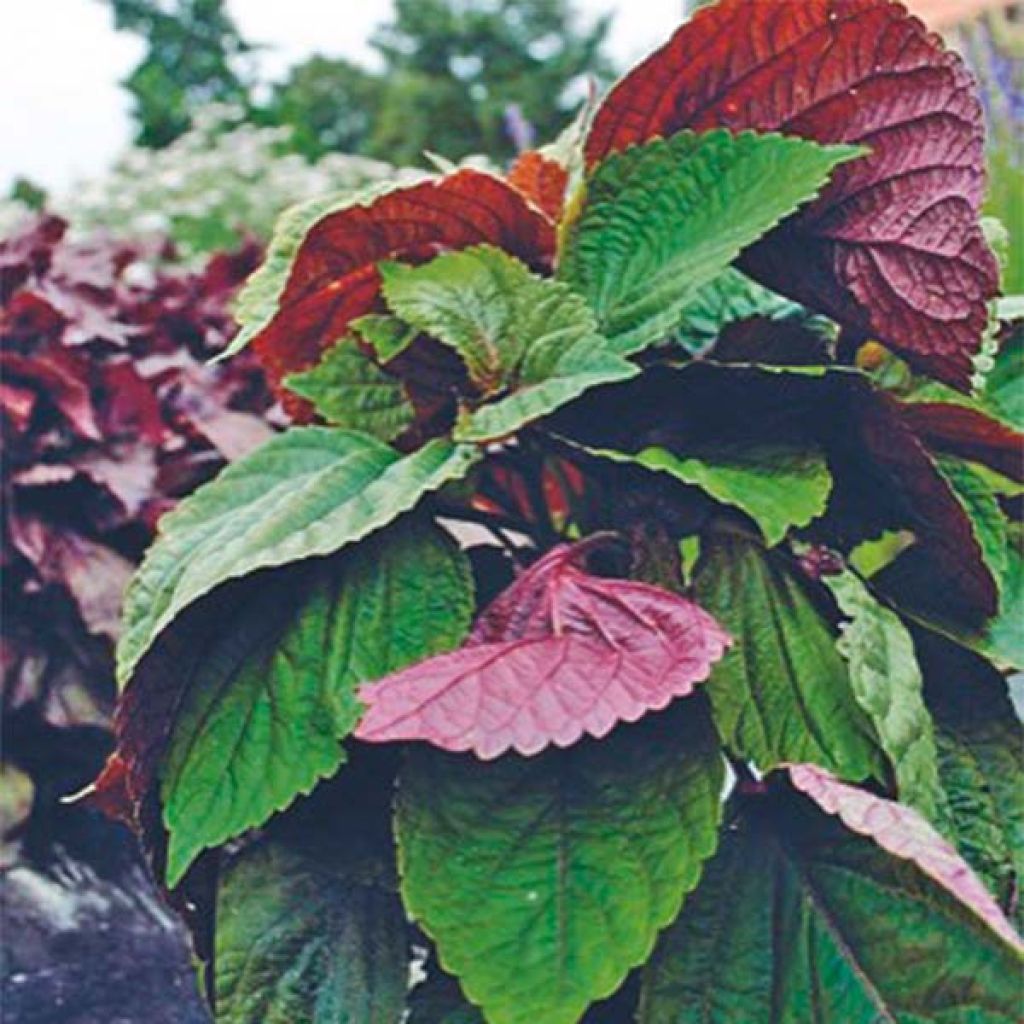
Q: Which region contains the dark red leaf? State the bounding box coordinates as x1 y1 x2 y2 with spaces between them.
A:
585 0 997 387
1 350 102 441
506 150 570 222
356 539 730 758
250 169 557 415
898 401 1024 482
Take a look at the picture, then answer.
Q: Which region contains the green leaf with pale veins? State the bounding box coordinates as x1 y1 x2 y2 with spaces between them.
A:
820 570 944 823
638 792 1024 1024
284 340 414 441
559 130 864 355
352 313 418 363
588 443 831 546
396 706 724 1024
692 536 883 780
118 429 478 684
215 781 408 1024
923 636 1024 919
378 245 638 441
160 519 473 886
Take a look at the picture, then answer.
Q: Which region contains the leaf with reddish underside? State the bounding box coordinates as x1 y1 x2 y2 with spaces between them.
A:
231 171 557 417
584 0 997 387
356 539 730 759
788 763 1023 951
506 150 569 222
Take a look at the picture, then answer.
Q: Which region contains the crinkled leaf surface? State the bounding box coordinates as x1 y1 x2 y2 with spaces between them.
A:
284 339 414 442
229 171 556 406
159 520 473 886
378 246 638 441
585 0 998 387
789 763 1023 951
692 535 882 780
118 429 477 684
559 129 861 355
397 707 724 1024
357 541 730 758
638 783 1023 1024
922 634 1024 919
215 779 407 1024
821 570 943 823
588 443 831 546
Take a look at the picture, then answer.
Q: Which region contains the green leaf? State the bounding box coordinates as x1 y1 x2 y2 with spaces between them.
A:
378 245 638 441
559 130 864 355
588 443 831 546
215 782 408 1024
936 455 1009 598
160 520 473 886
352 313 419 363
983 325 1023 430
820 570 943 822
284 340 414 441
396 707 724 1024
118 429 478 684
638 792 1023 1024
692 535 882 780
408 961 484 1024
923 637 1024 919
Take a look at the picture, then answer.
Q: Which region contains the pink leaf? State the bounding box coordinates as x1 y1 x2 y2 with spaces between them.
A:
356 541 730 758
788 763 1024 951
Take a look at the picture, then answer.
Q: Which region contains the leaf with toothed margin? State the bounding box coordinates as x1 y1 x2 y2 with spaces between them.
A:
397 706 725 1024
117 429 478 686
559 129 864 356
638 775 1023 1024
584 0 999 388
356 540 730 759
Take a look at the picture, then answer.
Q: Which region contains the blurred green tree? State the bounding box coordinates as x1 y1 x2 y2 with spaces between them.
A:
103 0 255 147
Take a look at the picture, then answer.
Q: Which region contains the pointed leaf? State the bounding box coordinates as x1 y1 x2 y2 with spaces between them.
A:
692 535 882 780
378 245 638 440
284 339 414 442
560 129 862 355
788 763 1023 951
397 707 724 1024
588 443 832 546
506 150 569 222
118 429 478 684
357 540 730 758
820 570 943 822
216 780 408 1024
230 171 556 408
586 0 998 386
158 520 473 886
639 783 1022 1024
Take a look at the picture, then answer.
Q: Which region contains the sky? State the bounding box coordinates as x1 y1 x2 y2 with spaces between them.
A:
0 0 688 196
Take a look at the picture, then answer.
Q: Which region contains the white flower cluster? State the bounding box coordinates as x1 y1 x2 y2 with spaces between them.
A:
53 105 402 259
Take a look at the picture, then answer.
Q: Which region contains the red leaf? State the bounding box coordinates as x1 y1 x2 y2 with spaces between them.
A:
356 540 730 758
788 763 1024 951
584 0 997 387
1 350 102 441
252 169 557 416
899 401 1024 482
506 150 570 222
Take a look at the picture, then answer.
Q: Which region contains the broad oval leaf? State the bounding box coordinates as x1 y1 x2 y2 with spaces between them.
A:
559 129 862 356
638 782 1023 1024
118 429 478 684
587 442 832 547
231 170 557 410
788 763 1023 951
397 707 725 1024
693 535 883 781
585 0 998 386
159 520 473 886
216 780 408 1024
821 569 944 823
357 541 730 759
377 245 638 441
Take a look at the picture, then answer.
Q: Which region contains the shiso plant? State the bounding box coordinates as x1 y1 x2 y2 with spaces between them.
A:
90 1 1024 1021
